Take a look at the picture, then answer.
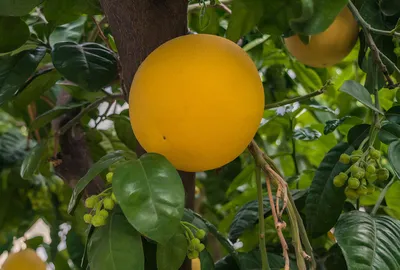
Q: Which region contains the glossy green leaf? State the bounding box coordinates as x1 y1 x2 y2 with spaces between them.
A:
0 17 29 53
226 164 255 196
305 142 355 238
324 244 348 270
380 0 400 17
0 47 46 105
290 0 347 34
335 211 400 270
347 124 370 146
25 236 44 250
340 80 383 115
66 229 87 269
378 123 400 145
109 114 136 151
386 106 400 125
52 42 118 91
293 127 321 141
156 230 187 270
49 16 87 47
113 153 185 244
20 141 47 179
388 140 400 177
226 0 264 42
324 116 352 135
291 61 323 90
14 69 61 108
386 181 400 215
30 102 87 130
88 211 145 270
200 250 215 270
0 0 42 16
0 129 31 169
68 151 126 214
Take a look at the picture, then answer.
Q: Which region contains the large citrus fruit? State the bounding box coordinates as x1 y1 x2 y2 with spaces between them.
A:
284 7 359 68
129 34 264 172
2 248 46 270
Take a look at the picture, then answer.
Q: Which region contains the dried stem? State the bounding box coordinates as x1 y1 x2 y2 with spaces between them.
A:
265 175 289 270
92 16 112 49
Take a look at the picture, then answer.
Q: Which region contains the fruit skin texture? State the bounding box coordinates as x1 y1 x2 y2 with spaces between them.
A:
129 34 264 172
192 258 201 270
3 248 46 270
284 7 359 68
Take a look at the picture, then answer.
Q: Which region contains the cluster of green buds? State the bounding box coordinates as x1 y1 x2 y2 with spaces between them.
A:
334 147 390 200
27 185 53 211
181 221 207 259
83 172 117 227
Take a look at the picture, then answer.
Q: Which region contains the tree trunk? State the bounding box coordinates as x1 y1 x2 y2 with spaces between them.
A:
100 1 194 270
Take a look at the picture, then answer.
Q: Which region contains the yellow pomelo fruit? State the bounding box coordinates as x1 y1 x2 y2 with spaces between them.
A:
129 34 264 172
2 249 46 270
284 7 359 68
192 258 201 270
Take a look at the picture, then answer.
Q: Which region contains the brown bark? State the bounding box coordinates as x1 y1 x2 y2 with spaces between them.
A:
100 1 194 270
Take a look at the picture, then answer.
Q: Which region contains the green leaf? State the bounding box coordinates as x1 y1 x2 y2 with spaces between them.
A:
226 164 255 196
189 7 220 35
291 61 323 90
340 80 383 115
0 129 31 169
305 142 355 238
0 17 30 53
68 151 126 214
52 42 118 91
293 127 321 141
378 123 400 145
25 236 44 250
380 0 400 16
386 106 400 125
30 102 87 130
20 141 47 179
0 47 46 105
113 153 185 244
66 229 87 269
324 116 352 135
156 230 187 270
14 69 61 108
88 211 145 270
290 0 348 35
200 250 215 270
109 114 136 151
335 211 400 270
324 244 347 270
0 0 42 16
386 181 400 215
49 16 87 47
388 140 400 177
226 0 264 42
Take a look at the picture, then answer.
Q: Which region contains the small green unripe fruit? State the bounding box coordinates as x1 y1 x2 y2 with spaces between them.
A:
377 168 390 181
187 250 199 260
345 187 359 200
339 153 351 164
106 172 113 184
352 149 363 156
350 165 361 175
111 193 117 202
348 177 360 189
85 196 98 208
366 165 376 173
195 229 206 240
368 160 377 167
333 175 346 187
352 169 365 179
191 238 201 246
370 149 381 160
99 209 109 218
103 198 115 210
366 173 377 183
197 243 205 252
356 185 368 196
91 214 105 227
83 214 92 224
367 184 375 194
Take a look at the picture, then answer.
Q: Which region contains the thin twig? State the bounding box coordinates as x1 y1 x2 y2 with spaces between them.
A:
187 0 233 12
255 166 270 270
92 16 112 49
58 94 123 135
40 96 55 107
218 2 232 14
379 51 400 79
27 104 40 143
371 176 397 215
265 175 289 270
348 2 395 88
264 87 326 110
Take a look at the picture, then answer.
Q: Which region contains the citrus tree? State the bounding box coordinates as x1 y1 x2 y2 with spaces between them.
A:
0 0 400 270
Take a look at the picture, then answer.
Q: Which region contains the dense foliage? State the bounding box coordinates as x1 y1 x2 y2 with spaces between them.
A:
0 0 400 269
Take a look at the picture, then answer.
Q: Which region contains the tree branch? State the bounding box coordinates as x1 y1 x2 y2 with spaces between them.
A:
256 166 270 270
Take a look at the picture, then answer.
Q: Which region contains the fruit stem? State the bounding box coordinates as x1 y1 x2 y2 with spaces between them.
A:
255 166 270 270
371 175 397 215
